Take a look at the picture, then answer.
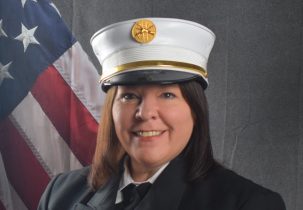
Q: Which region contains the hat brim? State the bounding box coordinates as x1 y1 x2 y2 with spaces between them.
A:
101 70 207 92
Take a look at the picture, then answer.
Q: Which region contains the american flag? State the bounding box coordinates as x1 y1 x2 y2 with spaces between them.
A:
0 0 103 209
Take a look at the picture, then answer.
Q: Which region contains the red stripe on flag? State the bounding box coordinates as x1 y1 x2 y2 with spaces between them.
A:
0 117 50 210
31 66 97 166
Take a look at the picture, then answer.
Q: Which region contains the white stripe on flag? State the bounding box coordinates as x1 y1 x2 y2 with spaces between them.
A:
10 92 83 177
0 152 28 210
53 42 105 122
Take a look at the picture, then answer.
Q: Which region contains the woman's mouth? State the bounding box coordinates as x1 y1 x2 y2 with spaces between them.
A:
133 130 163 137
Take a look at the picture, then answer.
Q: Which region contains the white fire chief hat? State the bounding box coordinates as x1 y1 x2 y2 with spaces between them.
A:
91 18 215 92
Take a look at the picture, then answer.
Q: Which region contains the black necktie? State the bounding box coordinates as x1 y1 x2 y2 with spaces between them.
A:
120 182 152 210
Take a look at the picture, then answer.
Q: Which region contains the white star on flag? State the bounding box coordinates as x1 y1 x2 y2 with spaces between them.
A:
0 19 7 37
15 24 40 52
0 62 14 86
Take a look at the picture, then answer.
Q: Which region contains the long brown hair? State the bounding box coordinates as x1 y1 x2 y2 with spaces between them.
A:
180 81 216 181
88 86 124 189
88 81 215 190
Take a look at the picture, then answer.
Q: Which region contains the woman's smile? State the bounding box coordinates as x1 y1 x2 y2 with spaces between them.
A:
132 130 165 137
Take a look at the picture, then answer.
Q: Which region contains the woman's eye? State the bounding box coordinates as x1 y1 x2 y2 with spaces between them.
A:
161 92 176 99
120 93 139 102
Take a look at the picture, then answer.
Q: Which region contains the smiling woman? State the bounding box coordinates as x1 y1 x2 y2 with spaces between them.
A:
38 18 286 210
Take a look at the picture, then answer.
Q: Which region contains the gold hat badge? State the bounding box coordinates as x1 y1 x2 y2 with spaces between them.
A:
131 19 156 43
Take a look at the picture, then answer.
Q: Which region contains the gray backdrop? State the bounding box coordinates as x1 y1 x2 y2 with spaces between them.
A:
52 1 303 209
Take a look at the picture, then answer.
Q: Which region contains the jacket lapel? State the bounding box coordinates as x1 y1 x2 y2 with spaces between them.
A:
136 156 187 210
73 189 95 210
72 174 120 210
74 203 95 210
87 175 120 210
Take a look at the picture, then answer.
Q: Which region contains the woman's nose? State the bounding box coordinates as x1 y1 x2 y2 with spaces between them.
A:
135 97 158 121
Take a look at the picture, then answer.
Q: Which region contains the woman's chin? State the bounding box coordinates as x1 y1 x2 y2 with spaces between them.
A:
131 155 171 173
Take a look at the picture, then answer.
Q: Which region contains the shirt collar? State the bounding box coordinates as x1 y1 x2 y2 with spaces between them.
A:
115 158 169 204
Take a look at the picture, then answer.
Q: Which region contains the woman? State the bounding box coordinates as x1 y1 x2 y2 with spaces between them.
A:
38 18 285 210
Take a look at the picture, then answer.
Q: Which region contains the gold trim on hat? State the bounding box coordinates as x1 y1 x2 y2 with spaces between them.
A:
113 60 208 77
131 19 156 43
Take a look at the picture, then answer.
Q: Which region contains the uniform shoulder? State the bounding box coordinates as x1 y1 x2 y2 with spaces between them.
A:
38 166 92 210
187 165 286 209
52 166 90 186
205 166 276 194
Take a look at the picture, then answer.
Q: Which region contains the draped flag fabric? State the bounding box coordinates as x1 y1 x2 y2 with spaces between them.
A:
0 0 104 209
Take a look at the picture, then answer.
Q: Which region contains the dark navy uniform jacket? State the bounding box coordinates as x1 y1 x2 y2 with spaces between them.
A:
38 157 286 210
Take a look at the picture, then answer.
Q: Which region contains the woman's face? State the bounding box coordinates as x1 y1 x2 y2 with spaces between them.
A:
112 84 194 172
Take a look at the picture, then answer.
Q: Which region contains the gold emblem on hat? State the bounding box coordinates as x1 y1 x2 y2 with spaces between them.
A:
131 19 156 43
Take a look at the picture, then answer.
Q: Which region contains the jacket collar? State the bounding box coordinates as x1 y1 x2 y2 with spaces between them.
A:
74 156 187 210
